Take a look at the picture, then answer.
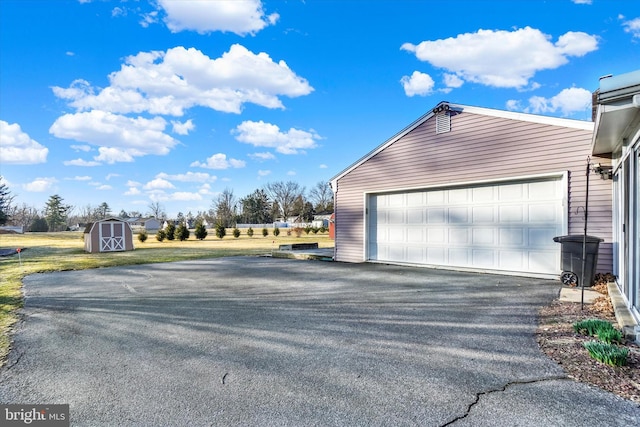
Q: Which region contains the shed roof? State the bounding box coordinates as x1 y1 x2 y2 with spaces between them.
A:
83 217 126 233
330 102 593 188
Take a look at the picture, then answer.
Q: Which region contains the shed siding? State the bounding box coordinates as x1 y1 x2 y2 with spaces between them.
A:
335 111 613 273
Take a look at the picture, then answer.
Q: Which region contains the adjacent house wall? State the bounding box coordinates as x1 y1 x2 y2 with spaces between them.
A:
334 107 613 273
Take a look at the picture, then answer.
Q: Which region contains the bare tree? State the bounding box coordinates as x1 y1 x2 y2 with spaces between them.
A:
8 203 39 229
264 181 304 220
147 201 166 219
212 188 237 228
309 181 333 213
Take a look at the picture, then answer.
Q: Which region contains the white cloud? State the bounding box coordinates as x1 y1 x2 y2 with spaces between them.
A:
126 180 141 187
287 170 296 176
97 185 112 191
572 0 592 4
443 73 464 89
319 164 328 169
71 144 92 152
401 27 598 89
105 173 120 180
52 45 313 116
400 71 435 97
157 0 278 35
50 110 178 162
63 158 101 166
66 51 75 56
622 17 640 38
258 170 271 177
249 151 276 161
95 147 135 164
69 176 92 181
23 177 56 192
198 183 213 195
143 177 175 190
125 187 141 196
190 153 246 169
171 119 194 135
168 192 202 201
509 87 592 117
0 120 49 164
156 172 216 183
233 120 321 154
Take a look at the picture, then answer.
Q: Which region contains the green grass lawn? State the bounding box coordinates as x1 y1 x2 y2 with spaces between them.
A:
0 230 333 365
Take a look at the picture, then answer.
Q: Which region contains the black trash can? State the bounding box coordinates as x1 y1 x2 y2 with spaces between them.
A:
552 235 603 286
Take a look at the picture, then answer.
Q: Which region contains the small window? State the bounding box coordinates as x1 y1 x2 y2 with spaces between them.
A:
436 112 451 134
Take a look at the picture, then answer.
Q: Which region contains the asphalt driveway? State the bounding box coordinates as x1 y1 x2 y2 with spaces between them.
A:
1 257 638 426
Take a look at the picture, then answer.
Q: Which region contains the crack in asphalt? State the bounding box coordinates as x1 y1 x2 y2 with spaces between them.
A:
3 350 24 371
440 375 569 426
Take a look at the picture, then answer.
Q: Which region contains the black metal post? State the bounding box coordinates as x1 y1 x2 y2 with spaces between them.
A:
581 157 591 310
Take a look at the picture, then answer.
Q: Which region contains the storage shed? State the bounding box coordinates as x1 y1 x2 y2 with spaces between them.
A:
330 103 613 279
84 218 135 253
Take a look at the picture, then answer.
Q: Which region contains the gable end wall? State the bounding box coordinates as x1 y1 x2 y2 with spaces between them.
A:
334 111 613 273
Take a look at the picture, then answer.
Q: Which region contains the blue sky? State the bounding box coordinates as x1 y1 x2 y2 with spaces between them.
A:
1 0 639 218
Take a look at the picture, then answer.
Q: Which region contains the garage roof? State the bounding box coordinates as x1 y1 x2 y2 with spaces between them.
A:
330 102 594 189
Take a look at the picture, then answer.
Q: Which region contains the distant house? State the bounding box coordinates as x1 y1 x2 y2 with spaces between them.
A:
312 214 332 228
126 217 161 231
592 70 640 325
330 102 612 280
84 218 134 253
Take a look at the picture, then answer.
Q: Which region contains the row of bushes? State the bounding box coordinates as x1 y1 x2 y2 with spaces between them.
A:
137 225 328 243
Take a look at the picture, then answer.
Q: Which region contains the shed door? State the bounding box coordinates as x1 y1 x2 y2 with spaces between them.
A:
100 222 125 252
368 178 564 276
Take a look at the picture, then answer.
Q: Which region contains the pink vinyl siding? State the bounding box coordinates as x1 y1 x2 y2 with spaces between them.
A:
334 109 613 274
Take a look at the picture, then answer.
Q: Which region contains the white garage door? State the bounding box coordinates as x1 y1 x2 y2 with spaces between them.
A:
368 178 564 276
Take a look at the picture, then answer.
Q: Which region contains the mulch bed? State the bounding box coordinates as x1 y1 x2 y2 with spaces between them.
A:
536 274 640 403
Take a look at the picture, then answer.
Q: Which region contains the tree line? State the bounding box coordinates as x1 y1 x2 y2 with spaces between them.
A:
0 177 333 232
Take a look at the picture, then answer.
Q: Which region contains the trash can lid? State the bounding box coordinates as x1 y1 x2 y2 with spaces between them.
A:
553 235 604 243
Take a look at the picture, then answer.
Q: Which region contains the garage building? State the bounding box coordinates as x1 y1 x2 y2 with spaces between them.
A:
330 103 612 279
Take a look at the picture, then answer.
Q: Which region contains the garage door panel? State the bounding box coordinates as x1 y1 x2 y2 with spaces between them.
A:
473 206 494 222
500 228 525 246
499 205 524 222
472 228 495 245
427 208 446 223
368 178 563 276
473 249 495 268
448 207 469 223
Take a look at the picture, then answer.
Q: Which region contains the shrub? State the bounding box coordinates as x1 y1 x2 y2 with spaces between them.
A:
597 327 623 344
233 228 241 238
583 341 628 366
273 226 280 237
319 226 327 233
194 222 207 240
215 222 226 239
311 227 319 234
247 227 254 238
176 223 190 241
155 229 166 242
138 230 148 243
165 223 176 241
262 228 269 237
304 226 312 235
573 319 616 337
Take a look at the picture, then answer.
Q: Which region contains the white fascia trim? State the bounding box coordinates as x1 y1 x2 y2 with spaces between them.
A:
452 104 594 131
332 104 593 185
